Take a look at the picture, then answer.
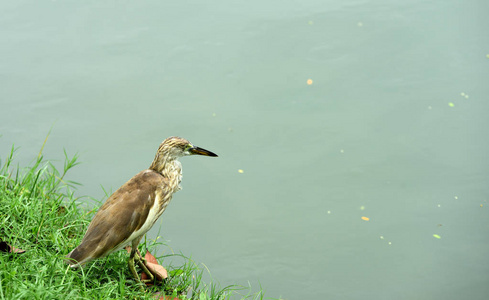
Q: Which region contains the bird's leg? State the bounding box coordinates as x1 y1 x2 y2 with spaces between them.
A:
135 248 155 283
128 246 145 291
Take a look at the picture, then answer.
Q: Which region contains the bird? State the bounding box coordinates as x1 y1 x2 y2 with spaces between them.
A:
66 136 217 286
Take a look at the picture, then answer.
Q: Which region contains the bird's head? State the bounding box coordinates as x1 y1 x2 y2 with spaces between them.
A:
150 137 218 172
160 136 218 159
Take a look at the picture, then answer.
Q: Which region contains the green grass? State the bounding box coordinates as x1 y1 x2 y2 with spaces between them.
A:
0 141 264 300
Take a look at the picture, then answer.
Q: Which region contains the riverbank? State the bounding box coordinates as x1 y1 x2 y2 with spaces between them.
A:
0 142 261 299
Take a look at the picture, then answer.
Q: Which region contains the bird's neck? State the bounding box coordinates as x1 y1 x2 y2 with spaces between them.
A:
150 154 183 192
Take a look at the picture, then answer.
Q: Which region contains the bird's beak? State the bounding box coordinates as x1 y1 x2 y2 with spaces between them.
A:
189 146 218 157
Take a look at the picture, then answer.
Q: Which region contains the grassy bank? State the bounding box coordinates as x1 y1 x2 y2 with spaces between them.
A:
0 142 261 299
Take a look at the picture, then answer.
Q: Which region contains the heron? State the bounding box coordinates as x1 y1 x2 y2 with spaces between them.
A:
66 136 217 286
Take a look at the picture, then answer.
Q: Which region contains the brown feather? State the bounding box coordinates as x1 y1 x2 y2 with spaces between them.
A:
67 169 168 265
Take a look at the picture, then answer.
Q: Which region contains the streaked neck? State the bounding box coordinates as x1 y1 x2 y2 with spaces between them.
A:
150 153 182 193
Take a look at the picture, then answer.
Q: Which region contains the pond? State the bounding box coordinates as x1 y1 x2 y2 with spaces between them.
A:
1 0 488 299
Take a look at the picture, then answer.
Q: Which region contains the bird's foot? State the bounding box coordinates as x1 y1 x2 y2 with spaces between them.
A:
126 246 167 290
135 250 155 282
128 256 146 292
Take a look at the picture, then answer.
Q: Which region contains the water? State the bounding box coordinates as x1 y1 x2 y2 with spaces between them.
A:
1 1 489 299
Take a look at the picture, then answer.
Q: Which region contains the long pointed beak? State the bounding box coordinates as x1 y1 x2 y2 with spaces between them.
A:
189 146 218 157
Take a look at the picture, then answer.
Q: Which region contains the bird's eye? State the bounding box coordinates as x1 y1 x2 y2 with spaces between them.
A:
185 144 193 151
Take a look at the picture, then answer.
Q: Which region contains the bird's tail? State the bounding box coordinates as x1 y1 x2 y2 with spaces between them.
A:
65 248 85 268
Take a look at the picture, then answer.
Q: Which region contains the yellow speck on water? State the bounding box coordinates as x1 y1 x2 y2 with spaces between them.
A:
433 234 441 239
486 54 489 59
307 79 313 85
308 20 313 25
238 169 244 174
448 102 454 107
360 205 365 211
361 216 369 221
437 204 441 207
388 242 392 245
327 210 331 214
465 95 469 99
480 204 483 208
212 113 216 117
454 196 458 200
380 236 384 240
461 92 465 96
340 149 344 153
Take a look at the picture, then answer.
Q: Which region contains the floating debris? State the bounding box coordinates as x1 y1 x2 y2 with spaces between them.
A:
360 205 365 211
361 216 369 221
238 169 244 174
307 79 313 85
448 102 455 107
454 196 458 200
433 234 441 239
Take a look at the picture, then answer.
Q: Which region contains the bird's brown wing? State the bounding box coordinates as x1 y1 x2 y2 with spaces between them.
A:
67 170 166 265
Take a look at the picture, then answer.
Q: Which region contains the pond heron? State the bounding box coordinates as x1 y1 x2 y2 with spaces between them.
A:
66 136 218 286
